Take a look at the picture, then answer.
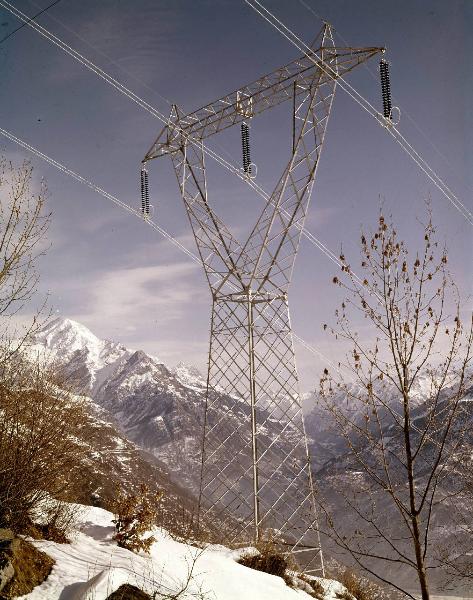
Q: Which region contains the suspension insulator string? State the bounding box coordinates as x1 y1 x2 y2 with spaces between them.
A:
379 58 393 121
141 164 150 217
241 121 252 175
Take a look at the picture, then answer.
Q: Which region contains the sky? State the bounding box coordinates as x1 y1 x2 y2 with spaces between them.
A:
0 0 471 391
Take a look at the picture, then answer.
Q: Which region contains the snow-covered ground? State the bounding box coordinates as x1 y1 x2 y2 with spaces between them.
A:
414 597 472 600
20 504 347 600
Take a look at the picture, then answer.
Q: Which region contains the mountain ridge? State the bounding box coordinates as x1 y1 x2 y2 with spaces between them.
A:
29 317 298 500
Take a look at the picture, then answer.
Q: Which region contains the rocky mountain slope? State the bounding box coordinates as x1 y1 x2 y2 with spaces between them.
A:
305 374 473 596
45 392 197 538
29 318 207 492
29 318 303 504
28 317 473 596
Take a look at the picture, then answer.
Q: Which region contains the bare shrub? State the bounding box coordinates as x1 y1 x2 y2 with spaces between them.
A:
110 484 163 553
28 498 82 544
335 569 384 600
238 533 292 584
0 353 90 534
0 158 86 536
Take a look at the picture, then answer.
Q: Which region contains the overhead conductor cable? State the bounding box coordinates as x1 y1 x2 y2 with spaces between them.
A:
1 126 462 453
243 0 473 225
1 0 470 224
0 126 347 379
0 1 388 299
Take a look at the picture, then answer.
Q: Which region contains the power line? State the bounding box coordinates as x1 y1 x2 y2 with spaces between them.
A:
0 1 353 376
27 0 256 172
0 1 366 288
243 0 473 226
0 0 380 368
2 125 462 481
297 0 473 197
2 2 462 482
0 0 270 199
0 0 64 45
0 125 347 379
1 1 468 274
0 0 339 252
0 1 414 364
0 126 198 263
5 0 455 371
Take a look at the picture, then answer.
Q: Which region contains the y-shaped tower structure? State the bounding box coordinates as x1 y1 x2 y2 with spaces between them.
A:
143 25 383 573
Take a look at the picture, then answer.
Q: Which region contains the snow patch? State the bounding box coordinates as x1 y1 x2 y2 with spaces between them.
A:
21 503 345 600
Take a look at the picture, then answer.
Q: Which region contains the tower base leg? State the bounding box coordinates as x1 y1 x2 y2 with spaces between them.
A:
197 293 324 575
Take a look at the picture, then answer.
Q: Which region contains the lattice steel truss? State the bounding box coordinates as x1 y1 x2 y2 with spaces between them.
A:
143 25 383 574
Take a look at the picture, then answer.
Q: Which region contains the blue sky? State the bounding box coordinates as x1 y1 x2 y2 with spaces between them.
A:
1 0 471 390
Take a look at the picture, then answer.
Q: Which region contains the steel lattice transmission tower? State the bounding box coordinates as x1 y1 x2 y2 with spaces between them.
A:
143 25 382 574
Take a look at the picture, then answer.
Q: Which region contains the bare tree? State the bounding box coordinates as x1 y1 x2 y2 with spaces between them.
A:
317 212 473 599
0 158 92 534
0 157 51 360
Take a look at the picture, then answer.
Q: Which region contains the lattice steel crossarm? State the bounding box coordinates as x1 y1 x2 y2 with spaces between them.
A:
144 27 383 160
142 23 383 576
167 104 247 293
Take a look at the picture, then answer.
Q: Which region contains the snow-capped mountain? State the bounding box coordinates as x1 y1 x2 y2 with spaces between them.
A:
29 318 205 490
30 317 138 392
27 317 473 596
29 317 300 501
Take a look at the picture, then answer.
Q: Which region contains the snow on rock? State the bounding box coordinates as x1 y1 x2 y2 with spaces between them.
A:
20 503 344 600
33 318 103 355
28 317 131 389
172 362 207 390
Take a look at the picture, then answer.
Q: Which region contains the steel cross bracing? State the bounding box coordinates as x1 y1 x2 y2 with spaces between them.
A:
144 24 383 574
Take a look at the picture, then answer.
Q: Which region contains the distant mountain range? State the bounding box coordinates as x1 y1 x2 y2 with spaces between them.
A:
29 317 303 500
304 363 473 596
29 317 473 596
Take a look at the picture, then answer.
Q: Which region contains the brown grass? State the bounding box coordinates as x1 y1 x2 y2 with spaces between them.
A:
239 550 288 578
335 569 382 600
299 574 326 599
0 539 54 599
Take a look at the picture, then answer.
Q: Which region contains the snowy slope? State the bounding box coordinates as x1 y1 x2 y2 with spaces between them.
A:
21 503 348 600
